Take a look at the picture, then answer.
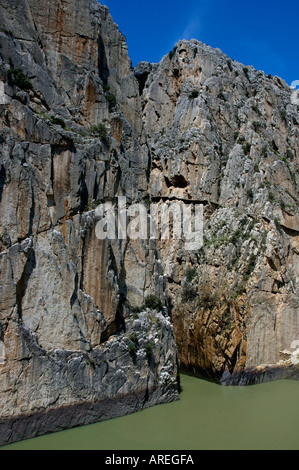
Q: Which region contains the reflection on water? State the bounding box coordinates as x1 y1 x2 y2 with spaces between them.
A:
2 374 299 450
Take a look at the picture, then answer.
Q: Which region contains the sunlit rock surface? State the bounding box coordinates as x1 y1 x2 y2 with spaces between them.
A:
0 0 299 445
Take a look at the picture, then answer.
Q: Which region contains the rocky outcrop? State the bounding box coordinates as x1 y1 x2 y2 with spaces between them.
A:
0 0 179 446
138 40 299 384
0 0 298 446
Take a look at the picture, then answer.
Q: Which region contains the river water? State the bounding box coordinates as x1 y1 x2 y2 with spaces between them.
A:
2 374 299 450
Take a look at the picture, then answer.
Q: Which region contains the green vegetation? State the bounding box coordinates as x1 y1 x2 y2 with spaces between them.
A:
145 341 154 358
191 216 263 303
280 199 286 210
181 267 199 302
242 143 251 155
168 46 177 59
230 253 258 299
230 282 247 300
197 276 223 309
261 231 268 250
7 66 32 91
274 217 282 230
188 90 199 99
227 60 233 72
88 122 108 142
181 282 198 302
243 67 250 79
252 121 263 132
268 192 275 202
217 90 226 101
130 295 164 314
1 29 13 37
203 218 259 253
85 356 95 369
130 332 138 343
247 189 254 202
84 199 100 212
261 145 268 158
280 109 287 121
50 117 66 128
131 306 142 315
36 112 66 129
128 332 139 355
199 216 262 301
252 105 262 116
276 77 283 87
275 152 296 185
102 84 117 112
230 228 243 245
144 295 163 312
106 92 117 112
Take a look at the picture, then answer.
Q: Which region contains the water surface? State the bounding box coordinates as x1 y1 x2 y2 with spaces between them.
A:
2 374 299 450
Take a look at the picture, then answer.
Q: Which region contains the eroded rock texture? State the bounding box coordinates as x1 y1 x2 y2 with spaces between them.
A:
138 42 299 385
0 0 299 446
0 0 178 446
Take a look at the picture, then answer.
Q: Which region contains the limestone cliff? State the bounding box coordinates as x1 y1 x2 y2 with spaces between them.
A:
137 42 299 384
0 0 298 446
0 0 179 446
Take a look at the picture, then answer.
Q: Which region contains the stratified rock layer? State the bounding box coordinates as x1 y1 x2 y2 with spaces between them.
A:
0 0 299 446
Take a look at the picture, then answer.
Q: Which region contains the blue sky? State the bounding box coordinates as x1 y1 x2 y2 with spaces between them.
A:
102 0 299 86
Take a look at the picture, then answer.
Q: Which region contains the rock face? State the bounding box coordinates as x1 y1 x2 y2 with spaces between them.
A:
138 41 299 385
0 0 179 446
0 0 298 446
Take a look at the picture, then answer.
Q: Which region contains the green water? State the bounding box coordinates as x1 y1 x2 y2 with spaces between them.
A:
2 374 299 450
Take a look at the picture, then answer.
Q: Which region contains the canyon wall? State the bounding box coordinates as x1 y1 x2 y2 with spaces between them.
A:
0 0 179 446
137 42 299 384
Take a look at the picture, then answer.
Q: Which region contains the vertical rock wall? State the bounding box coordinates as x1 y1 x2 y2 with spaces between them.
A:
0 0 179 446
0 0 299 447
137 41 299 384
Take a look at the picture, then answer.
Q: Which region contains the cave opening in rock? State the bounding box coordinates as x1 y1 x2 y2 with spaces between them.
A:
165 174 188 188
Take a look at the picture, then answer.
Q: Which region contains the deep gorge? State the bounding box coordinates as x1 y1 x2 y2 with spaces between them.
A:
0 0 298 446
